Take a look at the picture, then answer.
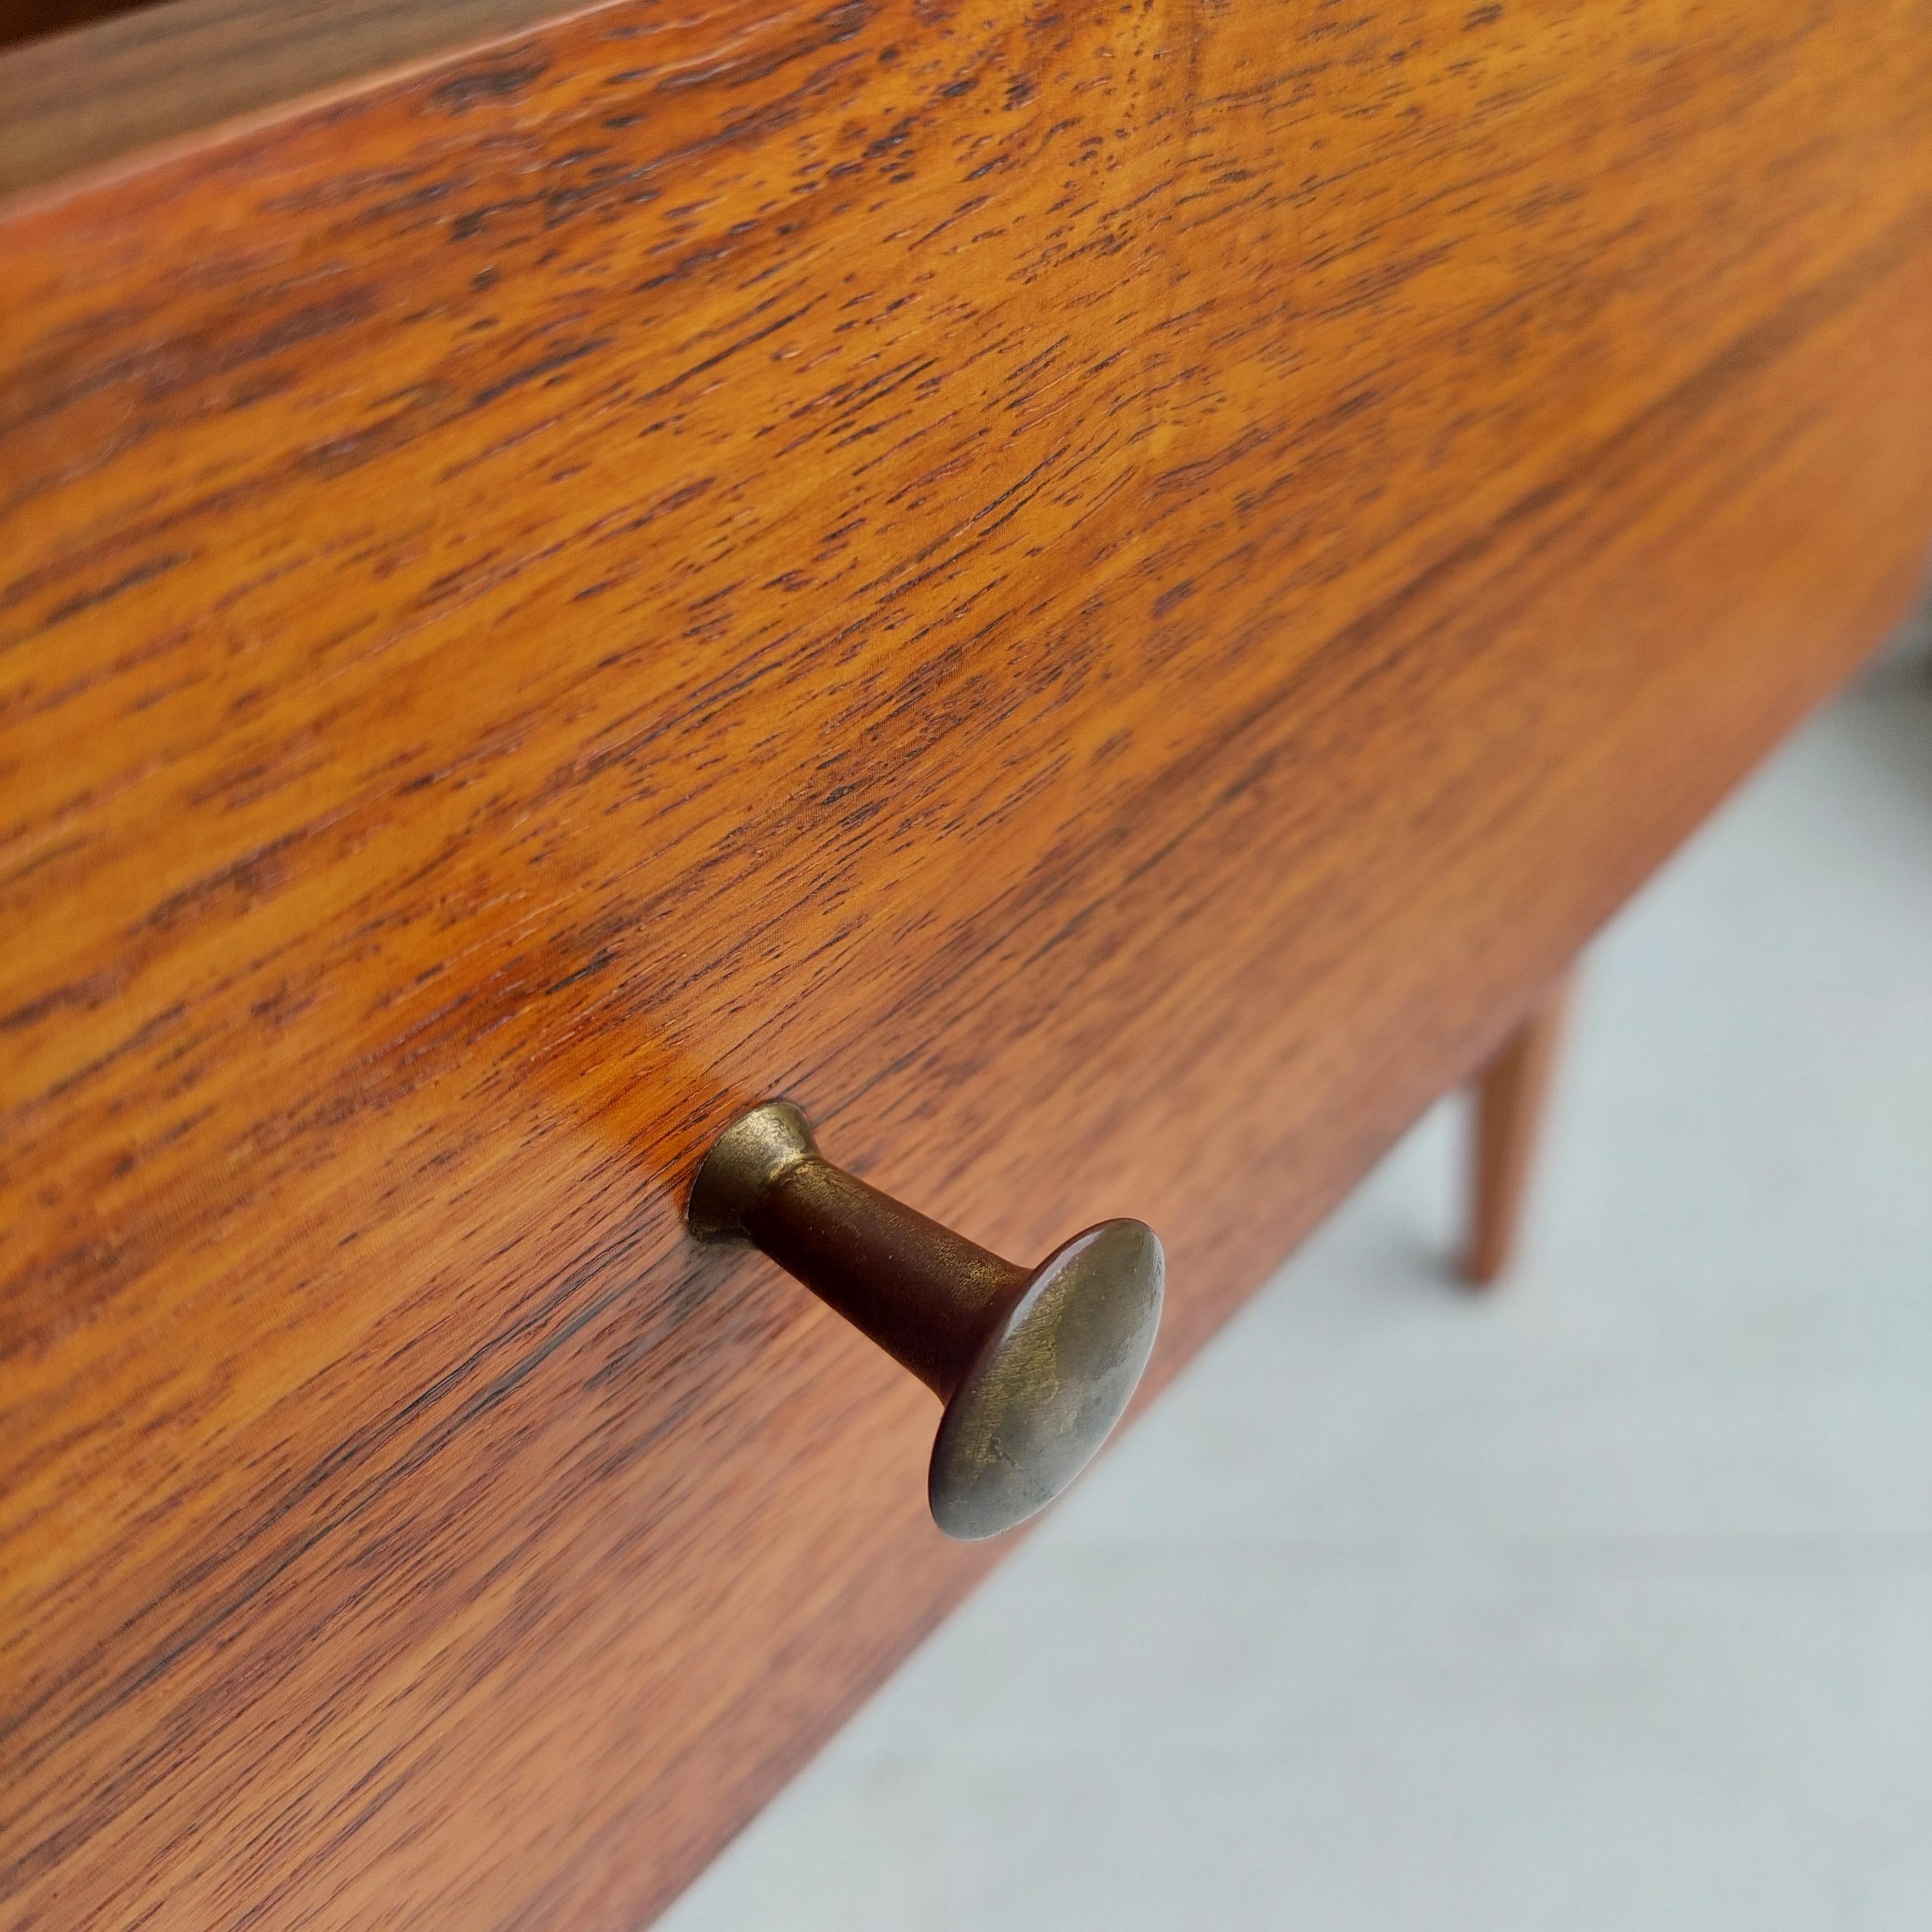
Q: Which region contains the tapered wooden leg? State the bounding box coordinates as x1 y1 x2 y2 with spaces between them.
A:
1461 968 1576 1288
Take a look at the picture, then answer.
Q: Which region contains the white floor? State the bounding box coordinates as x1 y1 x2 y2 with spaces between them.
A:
659 634 1932 1932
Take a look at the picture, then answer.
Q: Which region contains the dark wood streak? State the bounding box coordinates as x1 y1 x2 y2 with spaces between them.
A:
4 0 1932 1925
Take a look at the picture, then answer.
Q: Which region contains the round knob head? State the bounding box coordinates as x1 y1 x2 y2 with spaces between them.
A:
928 1219 1164 1540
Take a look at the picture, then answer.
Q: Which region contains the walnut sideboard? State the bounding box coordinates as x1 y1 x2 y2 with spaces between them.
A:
3 0 1929 1924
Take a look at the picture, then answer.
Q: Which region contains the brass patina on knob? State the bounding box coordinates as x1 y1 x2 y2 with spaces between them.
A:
687 1101 1164 1539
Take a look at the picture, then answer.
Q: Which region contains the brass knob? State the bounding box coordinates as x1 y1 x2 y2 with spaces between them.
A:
687 1101 1165 1539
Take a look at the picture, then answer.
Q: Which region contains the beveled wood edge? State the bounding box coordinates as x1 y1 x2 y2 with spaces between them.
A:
0 0 613 204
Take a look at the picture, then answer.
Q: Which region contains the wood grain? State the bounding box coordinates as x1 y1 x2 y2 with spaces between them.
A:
4 0 1931 1925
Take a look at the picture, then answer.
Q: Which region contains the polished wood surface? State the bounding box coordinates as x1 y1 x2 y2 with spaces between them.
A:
0 0 563 192
5 0 1931 1924
1463 970 1577 1287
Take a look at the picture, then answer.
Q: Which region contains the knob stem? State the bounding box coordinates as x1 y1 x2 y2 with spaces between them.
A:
745 1159 1028 1401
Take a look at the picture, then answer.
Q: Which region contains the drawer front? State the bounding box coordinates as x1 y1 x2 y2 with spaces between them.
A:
5 1 1932 1925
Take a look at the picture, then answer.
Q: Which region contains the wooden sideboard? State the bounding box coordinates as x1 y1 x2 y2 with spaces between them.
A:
4 1 1930 1924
